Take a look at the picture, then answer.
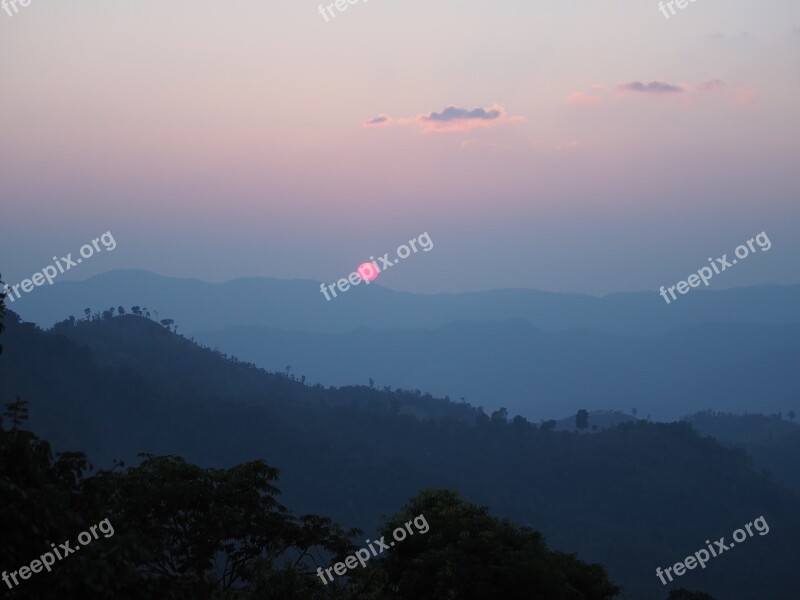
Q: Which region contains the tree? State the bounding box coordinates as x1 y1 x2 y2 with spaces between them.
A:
160 318 174 330
632 407 638 417
788 410 796 422
491 407 508 424
540 419 557 431
0 407 361 599
576 409 589 432
84 307 91 321
99 455 359 596
349 489 620 599
131 306 142 317
118 306 126 315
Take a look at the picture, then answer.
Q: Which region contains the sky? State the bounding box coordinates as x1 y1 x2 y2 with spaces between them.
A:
1 0 799 295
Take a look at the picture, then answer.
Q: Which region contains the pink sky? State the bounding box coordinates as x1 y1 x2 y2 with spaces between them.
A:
1 0 799 293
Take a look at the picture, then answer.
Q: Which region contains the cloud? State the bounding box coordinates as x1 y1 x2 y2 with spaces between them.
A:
616 81 684 94
568 78 755 109
731 84 758 106
695 80 758 105
364 103 526 133
363 114 392 127
425 106 501 123
566 91 603 107
698 79 726 91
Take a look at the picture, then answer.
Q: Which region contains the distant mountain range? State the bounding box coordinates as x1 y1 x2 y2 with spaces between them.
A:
12 269 800 335
12 269 800 421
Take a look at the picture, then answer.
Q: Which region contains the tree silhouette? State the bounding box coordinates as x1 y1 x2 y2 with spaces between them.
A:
491 407 508 424
98 455 359 596
576 409 589 432
3 397 29 430
348 489 621 599
540 419 557 431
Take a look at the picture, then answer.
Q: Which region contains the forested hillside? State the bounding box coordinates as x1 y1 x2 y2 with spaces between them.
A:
2 307 799 599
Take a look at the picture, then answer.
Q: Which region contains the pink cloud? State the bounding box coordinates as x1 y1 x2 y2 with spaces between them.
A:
695 80 758 106
732 84 758 106
566 92 603 107
364 104 526 133
698 79 726 91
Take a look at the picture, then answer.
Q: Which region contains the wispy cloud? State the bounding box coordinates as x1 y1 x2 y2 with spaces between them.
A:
616 81 684 94
696 80 758 106
566 91 603 107
364 114 391 127
364 103 526 133
567 78 756 108
698 79 726 91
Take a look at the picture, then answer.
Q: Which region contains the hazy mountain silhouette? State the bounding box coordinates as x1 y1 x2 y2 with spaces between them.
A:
12 270 800 421
12 269 800 335
686 412 800 495
194 320 800 421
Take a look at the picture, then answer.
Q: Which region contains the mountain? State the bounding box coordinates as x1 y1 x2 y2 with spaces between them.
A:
2 309 800 600
11 270 800 421
685 412 800 495
194 320 800 421
11 269 800 336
